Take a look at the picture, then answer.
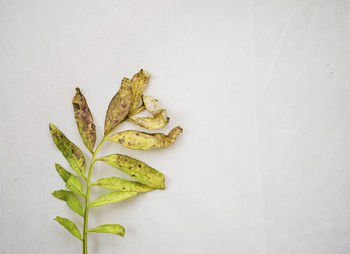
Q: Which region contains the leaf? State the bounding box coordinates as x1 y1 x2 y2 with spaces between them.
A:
92 177 153 192
107 126 183 150
52 190 84 216
89 191 138 208
49 123 86 178
88 224 125 237
128 95 169 130
104 78 132 135
55 163 72 182
96 154 165 189
129 69 150 114
54 216 82 240
66 175 85 197
72 87 96 153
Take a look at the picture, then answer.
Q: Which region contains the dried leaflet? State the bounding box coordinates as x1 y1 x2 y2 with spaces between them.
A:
129 69 150 114
72 88 96 152
96 154 165 189
88 224 125 237
107 126 183 150
128 95 169 130
104 78 132 135
92 177 153 192
49 123 86 177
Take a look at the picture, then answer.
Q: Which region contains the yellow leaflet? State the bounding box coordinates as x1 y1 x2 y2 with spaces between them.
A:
96 154 165 189
89 191 138 208
88 224 125 237
72 88 96 153
107 126 183 150
49 123 86 177
104 78 132 135
92 177 153 192
129 69 150 114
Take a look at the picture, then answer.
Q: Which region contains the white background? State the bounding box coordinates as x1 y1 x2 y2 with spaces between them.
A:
1 0 350 253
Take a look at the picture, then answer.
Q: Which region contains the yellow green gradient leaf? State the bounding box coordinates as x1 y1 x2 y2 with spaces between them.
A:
66 175 85 197
88 224 125 237
89 191 138 208
92 177 153 192
55 163 72 182
96 154 165 189
49 123 86 178
54 216 82 241
52 190 84 216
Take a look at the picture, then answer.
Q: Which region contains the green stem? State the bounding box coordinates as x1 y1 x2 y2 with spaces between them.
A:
82 136 107 254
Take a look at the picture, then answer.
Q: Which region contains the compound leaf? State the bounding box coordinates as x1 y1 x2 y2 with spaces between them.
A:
129 69 150 114
89 191 138 208
88 224 125 237
96 154 165 189
107 126 183 150
104 78 132 135
92 177 153 192
54 216 82 240
72 87 96 153
49 123 86 178
52 190 83 217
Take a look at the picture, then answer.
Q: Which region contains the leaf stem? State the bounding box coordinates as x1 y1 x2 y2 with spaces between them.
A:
82 135 107 254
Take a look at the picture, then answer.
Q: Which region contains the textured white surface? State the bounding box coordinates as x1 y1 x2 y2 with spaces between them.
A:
1 0 350 253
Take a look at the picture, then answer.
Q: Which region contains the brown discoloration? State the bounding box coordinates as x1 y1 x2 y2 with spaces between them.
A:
72 87 96 152
104 78 132 135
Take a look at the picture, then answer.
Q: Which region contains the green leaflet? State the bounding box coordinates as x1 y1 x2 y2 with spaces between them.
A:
129 69 150 114
72 87 96 153
55 163 71 182
96 154 165 189
89 191 138 208
49 123 86 178
104 78 132 135
54 216 82 240
88 224 125 237
66 175 84 197
92 177 153 192
107 126 183 150
52 190 84 217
